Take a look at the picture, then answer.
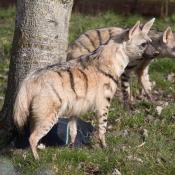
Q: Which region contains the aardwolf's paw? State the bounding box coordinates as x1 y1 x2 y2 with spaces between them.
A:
68 142 76 148
90 131 102 148
33 152 40 160
100 141 107 149
90 131 107 149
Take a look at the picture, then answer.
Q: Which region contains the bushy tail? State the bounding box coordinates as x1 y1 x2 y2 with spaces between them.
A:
13 79 31 131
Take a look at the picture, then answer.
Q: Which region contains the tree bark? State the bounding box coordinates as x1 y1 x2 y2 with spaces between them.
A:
160 0 169 17
0 0 73 143
165 0 169 17
131 0 138 14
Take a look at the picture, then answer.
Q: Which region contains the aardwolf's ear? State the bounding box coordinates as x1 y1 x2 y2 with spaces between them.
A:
163 27 174 43
142 18 155 34
129 21 140 39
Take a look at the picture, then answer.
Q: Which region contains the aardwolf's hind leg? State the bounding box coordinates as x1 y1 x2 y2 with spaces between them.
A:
29 100 60 160
29 113 59 160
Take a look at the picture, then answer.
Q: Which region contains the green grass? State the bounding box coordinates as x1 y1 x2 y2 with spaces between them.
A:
1 7 175 175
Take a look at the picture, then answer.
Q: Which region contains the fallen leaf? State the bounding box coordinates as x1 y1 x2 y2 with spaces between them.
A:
111 168 122 175
122 129 129 137
156 106 163 115
127 155 143 163
107 124 113 130
22 152 27 160
137 142 145 148
139 128 148 142
167 73 175 82
142 129 148 138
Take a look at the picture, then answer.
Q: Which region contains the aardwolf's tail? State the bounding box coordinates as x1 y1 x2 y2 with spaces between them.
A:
13 79 31 131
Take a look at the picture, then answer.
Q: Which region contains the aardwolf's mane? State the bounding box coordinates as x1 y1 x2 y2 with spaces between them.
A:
46 45 104 71
35 43 106 74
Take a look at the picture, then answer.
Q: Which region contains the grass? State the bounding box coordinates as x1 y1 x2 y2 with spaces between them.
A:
1 7 175 175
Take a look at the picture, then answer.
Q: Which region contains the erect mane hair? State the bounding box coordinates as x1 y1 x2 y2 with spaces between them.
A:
77 45 105 66
33 29 130 76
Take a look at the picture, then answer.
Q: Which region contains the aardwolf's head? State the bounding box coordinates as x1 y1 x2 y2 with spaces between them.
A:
124 18 158 62
159 27 175 57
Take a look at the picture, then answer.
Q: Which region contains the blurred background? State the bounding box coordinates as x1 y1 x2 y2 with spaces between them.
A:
0 0 174 17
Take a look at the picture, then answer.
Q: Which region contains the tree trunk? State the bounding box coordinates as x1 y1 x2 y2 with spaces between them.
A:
165 0 169 17
160 0 169 17
0 0 73 143
131 0 138 14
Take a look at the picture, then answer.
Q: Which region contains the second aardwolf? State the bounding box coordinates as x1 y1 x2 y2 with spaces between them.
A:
68 20 175 107
13 20 157 160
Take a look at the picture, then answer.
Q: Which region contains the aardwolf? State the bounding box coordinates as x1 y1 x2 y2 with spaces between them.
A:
13 20 157 160
68 20 175 107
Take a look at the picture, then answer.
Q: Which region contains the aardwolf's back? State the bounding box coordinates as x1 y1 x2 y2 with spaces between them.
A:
67 27 124 60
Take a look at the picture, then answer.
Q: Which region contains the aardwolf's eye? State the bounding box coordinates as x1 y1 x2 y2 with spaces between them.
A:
141 42 147 48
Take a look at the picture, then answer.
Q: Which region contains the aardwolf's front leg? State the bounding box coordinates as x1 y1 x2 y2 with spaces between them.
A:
136 62 153 100
121 72 133 109
29 95 61 160
96 109 109 148
96 94 112 148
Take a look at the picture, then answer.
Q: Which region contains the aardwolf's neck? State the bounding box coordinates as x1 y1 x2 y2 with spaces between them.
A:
97 40 129 79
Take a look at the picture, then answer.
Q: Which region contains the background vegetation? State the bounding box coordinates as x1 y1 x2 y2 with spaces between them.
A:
1 6 175 175
1 0 175 17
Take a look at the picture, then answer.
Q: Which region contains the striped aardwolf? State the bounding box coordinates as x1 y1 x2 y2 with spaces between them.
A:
67 19 175 107
13 20 157 160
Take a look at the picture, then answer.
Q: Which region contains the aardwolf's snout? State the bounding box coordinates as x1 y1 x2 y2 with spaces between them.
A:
153 50 159 57
143 43 159 59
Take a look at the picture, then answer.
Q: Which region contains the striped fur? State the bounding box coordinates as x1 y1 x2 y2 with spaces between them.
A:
67 27 124 60
67 20 175 107
13 21 155 159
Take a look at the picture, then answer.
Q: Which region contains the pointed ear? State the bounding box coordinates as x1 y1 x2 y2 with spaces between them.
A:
142 18 155 34
128 21 140 40
163 27 174 43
